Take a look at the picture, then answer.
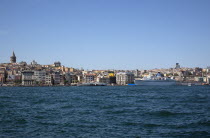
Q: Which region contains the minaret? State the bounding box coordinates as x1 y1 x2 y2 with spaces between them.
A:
10 51 16 63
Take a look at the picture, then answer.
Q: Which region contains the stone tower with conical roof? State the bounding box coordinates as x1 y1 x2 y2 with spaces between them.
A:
10 51 16 63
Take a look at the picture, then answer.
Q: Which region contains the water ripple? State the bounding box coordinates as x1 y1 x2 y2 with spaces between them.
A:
0 86 210 137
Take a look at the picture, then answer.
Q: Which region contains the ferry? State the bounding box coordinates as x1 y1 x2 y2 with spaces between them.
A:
134 72 176 86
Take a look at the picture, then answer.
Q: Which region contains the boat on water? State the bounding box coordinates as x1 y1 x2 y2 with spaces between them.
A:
135 72 177 86
78 82 107 86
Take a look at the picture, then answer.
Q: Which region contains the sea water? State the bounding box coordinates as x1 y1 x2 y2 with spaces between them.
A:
0 86 210 137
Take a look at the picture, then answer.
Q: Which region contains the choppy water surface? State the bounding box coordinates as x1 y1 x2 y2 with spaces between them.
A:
0 86 210 137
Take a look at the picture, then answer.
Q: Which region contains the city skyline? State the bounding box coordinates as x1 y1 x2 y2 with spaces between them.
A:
1 51 208 71
0 0 210 69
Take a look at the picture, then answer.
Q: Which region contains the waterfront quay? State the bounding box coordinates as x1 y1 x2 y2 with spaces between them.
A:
0 52 210 86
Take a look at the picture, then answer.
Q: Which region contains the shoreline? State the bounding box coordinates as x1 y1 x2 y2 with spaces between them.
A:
0 84 209 87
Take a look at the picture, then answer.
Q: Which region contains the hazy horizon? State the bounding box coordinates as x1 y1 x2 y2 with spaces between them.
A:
1 0 210 70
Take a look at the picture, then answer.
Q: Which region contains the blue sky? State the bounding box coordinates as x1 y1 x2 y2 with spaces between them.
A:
0 0 210 70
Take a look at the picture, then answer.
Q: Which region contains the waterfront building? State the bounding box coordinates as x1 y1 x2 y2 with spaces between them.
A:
45 74 52 85
65 73 71 85
83 74 96 83
7 69 14 76
108 72 115 77
134 69 141 77
194 77 204 82
6 74 15 82
10 51 16 63
52 72 61 85
21 71 34 86
108 71 116 84
60 74 65 85
0 68 6 84
77 75 83 83
110 76 116 84
96 74 110 84
65 73 78 84
7 70 22 84
14 74 22 84
98 77 110 84
116 72 134 85
0 74 5 84
207 75 210 84
33 70 46 84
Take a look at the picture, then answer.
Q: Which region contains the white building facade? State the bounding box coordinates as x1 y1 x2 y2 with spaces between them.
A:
21 71 34 86
33 70 46 84
116 72 134 85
